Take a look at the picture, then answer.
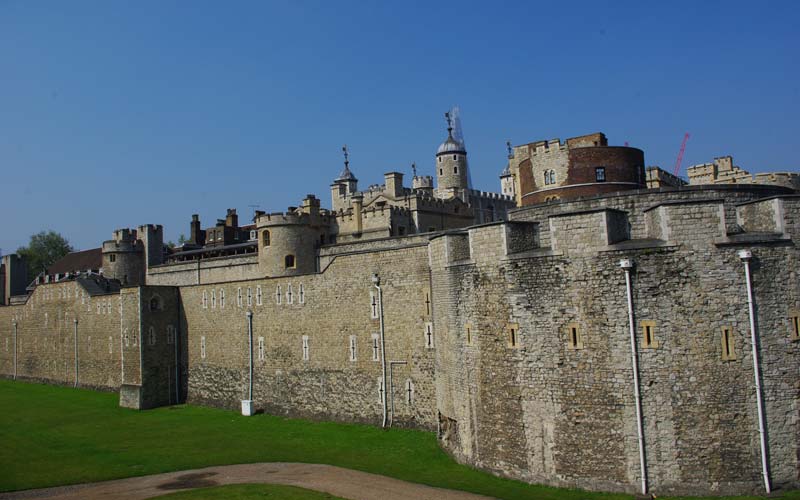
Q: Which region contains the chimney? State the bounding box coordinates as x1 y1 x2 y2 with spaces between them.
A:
384 172 404 198
226 209 238 229
190 214 202 245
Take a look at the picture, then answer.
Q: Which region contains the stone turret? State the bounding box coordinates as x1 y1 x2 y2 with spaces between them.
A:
102 228 145 285
137 224 164 270
1 254 27 305
435 113 469 200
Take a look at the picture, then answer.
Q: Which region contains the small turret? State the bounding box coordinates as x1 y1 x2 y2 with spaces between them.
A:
102 228 145 285
435 112 469 199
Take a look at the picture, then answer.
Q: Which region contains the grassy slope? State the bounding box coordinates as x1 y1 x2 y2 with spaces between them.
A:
0 380 796 500
153 483 344 499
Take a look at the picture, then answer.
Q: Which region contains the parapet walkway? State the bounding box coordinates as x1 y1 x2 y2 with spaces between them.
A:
0 462 496 500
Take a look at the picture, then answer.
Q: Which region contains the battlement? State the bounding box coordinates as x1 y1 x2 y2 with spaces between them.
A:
103 228 144 253
467 189 514 202
256 211 313 226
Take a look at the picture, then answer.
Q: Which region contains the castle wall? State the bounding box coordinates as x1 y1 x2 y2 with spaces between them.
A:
147 255 260 286
431 193 800 495
0 282 123 391
178 242 437 429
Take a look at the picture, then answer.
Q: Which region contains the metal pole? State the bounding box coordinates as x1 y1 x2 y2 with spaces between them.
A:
373 274 388 428
12 321 17 381
738 250 771 493
73 318 79 388
620 259 647 495
247 311 253 401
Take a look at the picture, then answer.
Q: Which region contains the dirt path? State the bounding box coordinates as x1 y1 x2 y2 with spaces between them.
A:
0 463 497 500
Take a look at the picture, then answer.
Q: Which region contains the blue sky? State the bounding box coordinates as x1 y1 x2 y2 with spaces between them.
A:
1 0 798 252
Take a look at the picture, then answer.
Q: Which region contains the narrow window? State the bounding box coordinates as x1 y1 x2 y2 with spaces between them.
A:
201 336 206 359
439 168 443 175
507 323 520 348
202 291 208 309
211 289 216 309
595 166 606 182
377 377 385 403
262 230 271 247
452 154 456 160
349 335 357 361
371 333 380 361
567 323 584 349
287 284 294 304
285 254 296 269
423 291 431 317
465 323 473 345
124 332 130 347
721 327 736 360
405 379 414 404
87 336 92 353
302 335 309 361
275 285 282 305
109 254 116 263
641 320 658 348
148 326 156 346
237 287 243 307
258 336 265 361
550 170 556 184
543 171 550 185
438 157 442 163
789 311 800 341
109 336 113 354
424 322 434 349
298 284 305 304
370 291 379 319
247 287 253 307
454 166 458 174
219 289 225 309
256 286 263 306
167 325 174 345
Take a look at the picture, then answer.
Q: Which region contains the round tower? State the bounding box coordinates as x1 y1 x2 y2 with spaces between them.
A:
256 212 320 278
101 228 144 285
435 112 469 198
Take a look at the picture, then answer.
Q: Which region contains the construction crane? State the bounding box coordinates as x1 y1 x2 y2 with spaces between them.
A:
672 132 690 177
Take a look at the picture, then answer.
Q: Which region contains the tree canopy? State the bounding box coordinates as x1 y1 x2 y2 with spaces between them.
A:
16 230 74 278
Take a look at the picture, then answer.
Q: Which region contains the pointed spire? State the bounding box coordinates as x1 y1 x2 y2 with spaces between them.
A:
336 144 357 182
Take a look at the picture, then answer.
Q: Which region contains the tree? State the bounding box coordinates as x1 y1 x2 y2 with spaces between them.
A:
16 230 74 278
178 234 188 245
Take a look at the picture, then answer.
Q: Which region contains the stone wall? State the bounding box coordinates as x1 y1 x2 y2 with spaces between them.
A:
147 255 260 286
0 281 123 391
179 241 437 429
431 192 800 495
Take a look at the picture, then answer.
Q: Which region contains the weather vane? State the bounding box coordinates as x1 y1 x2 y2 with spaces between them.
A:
411 162 417 177
506 140 513 157
445 112 452 132
342 144 349 167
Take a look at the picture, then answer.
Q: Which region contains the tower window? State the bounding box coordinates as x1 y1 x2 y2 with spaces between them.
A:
439 168 443 175
721 326 736 360
109 254 116 263
424 322 434 348
285 255 296 269
454 166 458 174
452 155 456 160
790 311 800 341
149 296 161 312
640 320 658 348
349 335 357 361
506 323 520 348
596 167 606 182
258 337 265 361
263 230 271 247
567 323 584 349
438 157 442 163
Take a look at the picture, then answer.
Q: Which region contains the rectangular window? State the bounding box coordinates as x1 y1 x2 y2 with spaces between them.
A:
247 287 253 307
287 284 294 304
507 323 520 348
595 166 606 182
641 320 658 348
567 323 584 349
201 336 206 359
349 335 357 361
298 284 305 304
256 286 263 306
237 288 243 307
371 333 380 361
721 326 736 361
219 288 225 309
789 311 800 341
202 291 208 309
276 285 282 305
424 322 434 349
211 289 216 309
258 336 265 361
302 335 309 361
109 254 116 262
370 291 379 319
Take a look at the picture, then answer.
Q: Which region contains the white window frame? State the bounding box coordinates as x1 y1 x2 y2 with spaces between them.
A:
258 336 265 361
211 289 216 309
405 379 414 404
247 287 253 307
237 287 243 307
370 291 379 319
371 333 380 361
302 335 309 361
202 290 208 309
287 284 294 304
424 322 434 349
201 336 206 359
219 288 225 309
349 335 357 362
276 285 282 305
298 284 305 304
256 285 263 306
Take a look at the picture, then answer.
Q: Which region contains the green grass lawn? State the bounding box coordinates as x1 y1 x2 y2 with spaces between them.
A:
0 380 796 500
153 483 344 499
